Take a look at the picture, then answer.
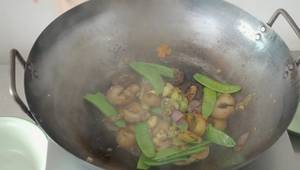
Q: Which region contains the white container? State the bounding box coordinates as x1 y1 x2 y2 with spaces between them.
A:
0 117 48 170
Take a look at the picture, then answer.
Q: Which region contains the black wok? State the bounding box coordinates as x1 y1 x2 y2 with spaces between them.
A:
9 0 300 169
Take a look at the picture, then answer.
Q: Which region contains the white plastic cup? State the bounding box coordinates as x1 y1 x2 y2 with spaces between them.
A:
0 117 48 170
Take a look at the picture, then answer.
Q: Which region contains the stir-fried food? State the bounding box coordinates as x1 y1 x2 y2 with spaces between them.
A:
84 62 242 169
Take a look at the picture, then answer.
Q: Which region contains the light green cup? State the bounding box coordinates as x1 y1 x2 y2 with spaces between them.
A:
0 117 48 170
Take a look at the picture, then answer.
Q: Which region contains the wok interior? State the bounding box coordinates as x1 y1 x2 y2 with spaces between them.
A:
24 0 298 169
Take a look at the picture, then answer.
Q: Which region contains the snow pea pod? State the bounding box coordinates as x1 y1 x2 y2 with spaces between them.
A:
84 92 126 128
154 141 210 161
137 155 150 170
130 62 174 78
206 124 236 147
202 87 217 118
130 63 165 94
135 122 156 158
193 73 241 93
153 148 180 160
137 142 209 169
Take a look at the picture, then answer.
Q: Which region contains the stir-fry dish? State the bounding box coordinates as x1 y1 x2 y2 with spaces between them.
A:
84 62 242 169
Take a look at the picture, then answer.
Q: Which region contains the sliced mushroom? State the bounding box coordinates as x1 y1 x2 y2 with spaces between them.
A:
212 94 235 119
177 131 198 143
186 85 198 102
170 68 184 85
192 114 207 137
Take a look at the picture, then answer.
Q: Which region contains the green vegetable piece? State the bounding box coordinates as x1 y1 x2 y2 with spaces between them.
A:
169 88 188 112
130 63 165 94
135 122 156 158
146 73 165 94
179 97 188 112
162 83 175 97
113 120 126 128
137 155 150 170
193 73 241 93
205 124 236 147
84 92 126 128
170 90 181 102
202 87 217 118
154 142 209 161
150 107 162 114
165 144 208 161
132 62 175 78
154 148 180 160
140 142 210 168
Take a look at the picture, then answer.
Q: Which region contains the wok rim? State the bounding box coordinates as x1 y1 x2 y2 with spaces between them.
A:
22 0 298 169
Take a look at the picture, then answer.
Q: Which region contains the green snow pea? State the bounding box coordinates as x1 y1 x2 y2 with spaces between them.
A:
129 63 165 94
84 92 126 128
135 122 156 158
193 73 241 93
205 124 236 147
202 87 217 118
137 155 150 170
130 62 174 78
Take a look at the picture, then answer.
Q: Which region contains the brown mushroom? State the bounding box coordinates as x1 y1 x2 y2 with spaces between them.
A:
186 85 198 102
212 94 235 119
170 68 184 85
192 114 207 137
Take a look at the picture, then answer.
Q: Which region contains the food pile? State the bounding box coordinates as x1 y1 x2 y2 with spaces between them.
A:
85 62 241 169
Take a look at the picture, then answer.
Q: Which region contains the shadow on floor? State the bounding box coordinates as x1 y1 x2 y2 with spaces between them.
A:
288 131 300 159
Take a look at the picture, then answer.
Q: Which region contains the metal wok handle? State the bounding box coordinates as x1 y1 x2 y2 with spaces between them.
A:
267 8 300 39
10 49 36 121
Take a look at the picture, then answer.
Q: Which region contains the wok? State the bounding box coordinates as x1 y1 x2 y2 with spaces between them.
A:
9 0 300 169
